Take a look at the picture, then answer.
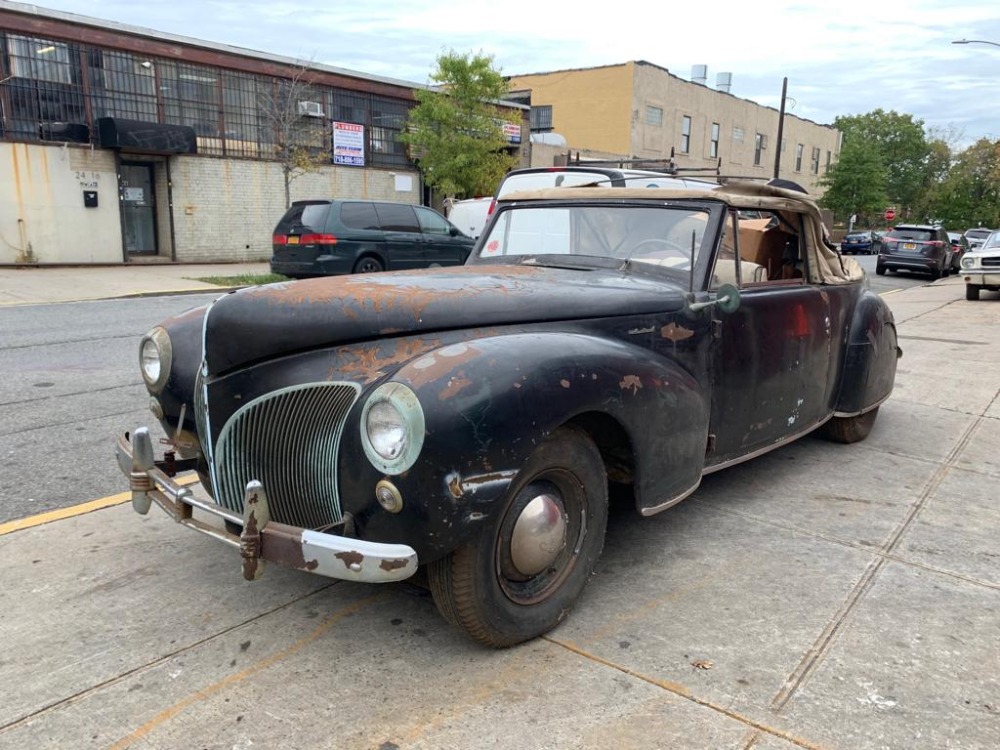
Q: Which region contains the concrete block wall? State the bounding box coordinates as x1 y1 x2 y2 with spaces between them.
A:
0 143 121 264
168 157 421 263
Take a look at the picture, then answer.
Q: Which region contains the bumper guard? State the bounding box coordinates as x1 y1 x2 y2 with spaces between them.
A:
116 427 418 583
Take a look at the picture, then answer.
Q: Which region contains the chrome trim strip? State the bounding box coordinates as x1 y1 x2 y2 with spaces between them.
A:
702 416 831 476
832 390 892 419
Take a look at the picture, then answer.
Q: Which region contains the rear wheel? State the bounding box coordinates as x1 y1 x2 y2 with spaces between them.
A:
428 426 608 647
353 256 384 274
966 284 980 301
875 263 886 276
819 407 880 444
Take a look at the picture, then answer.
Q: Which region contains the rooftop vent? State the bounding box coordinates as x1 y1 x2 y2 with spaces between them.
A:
692 64 708 86
717 72 733 93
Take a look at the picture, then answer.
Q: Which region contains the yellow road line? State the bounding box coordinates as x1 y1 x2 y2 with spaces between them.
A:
0 475 200 537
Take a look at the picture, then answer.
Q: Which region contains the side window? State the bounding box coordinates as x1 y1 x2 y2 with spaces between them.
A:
710 210 742 290
373 203 419 232
339 202 379 230
414 206 451 235
713 210 807 289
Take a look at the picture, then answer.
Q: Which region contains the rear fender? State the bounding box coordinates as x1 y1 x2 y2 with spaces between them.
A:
833 290 899 415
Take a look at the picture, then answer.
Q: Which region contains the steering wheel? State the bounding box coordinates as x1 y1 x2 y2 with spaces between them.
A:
623 237 691 258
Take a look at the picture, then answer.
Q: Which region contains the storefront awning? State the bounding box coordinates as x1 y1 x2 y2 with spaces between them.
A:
97 118 197 154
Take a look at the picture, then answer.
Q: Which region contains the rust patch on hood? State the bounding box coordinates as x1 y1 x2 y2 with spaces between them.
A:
661 322 694 341
439 372 473 401
404 342 482 389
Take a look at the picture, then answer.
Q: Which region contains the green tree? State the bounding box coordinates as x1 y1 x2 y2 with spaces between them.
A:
402 51 517 202
818 137 889 225
930 138 1000 229
833 110 931 217
258 62 330 209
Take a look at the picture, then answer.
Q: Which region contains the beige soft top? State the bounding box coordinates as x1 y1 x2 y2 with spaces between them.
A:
500 181 863 285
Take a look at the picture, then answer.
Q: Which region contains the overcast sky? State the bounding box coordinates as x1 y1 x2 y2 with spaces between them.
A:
27 0 1000 148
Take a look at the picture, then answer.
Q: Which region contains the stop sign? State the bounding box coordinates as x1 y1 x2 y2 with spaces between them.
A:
884 208 896 221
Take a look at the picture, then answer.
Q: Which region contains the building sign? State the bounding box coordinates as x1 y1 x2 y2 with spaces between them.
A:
502 121 522 144
333 121 365 166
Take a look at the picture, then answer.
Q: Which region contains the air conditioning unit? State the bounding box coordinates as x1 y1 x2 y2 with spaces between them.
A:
297 101 325 118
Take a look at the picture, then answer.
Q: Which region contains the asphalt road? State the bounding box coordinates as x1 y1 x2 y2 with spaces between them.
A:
0 293 218 523
846 252 935 295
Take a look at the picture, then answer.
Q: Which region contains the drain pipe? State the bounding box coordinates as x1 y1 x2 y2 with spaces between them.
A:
165 157 178 262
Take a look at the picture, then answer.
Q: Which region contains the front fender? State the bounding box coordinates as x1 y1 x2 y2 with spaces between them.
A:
833 290 899 415
341 331 709 559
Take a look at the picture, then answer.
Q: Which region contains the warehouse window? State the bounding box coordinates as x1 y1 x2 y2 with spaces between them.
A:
530 105 552 132
709 122 720 158
680 115 691 153
811 147 821 174
754 133 767 166
645 105 663 127
795 143 804 172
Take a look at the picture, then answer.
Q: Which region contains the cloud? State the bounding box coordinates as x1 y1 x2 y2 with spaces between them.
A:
29 0 1000 146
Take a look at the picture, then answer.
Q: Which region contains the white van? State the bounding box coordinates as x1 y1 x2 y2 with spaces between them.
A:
447 197 493 239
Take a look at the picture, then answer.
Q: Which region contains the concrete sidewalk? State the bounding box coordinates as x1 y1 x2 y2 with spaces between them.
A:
0 262 271 306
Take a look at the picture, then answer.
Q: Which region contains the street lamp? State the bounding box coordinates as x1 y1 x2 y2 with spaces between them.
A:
952 39 1000 48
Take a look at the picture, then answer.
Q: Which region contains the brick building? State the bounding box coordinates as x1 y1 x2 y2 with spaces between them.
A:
510 61 840 194
0 1 527 265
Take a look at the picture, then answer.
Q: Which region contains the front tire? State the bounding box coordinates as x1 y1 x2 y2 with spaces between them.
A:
429 426 608 647
820 406 880 444
876 263 886 276
966 284 980 301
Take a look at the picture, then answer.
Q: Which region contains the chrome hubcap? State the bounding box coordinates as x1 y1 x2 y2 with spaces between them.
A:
509 492 567 576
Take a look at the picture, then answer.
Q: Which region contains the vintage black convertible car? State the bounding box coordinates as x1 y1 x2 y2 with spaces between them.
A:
116 182 899 647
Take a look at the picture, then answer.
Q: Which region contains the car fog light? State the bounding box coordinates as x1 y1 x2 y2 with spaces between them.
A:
149 397 164 420
375 480 404 513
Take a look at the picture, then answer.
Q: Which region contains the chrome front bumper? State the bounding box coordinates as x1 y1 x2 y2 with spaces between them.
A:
115 427 418 583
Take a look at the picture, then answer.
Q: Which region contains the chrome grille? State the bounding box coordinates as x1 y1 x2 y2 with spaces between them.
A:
982 257 1000 268
213 383 361 528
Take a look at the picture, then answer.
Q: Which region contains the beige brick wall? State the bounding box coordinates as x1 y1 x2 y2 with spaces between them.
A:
514 62 841 197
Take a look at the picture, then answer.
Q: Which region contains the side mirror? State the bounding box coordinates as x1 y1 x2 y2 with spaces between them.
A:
449 226 461 237
689 283 741 314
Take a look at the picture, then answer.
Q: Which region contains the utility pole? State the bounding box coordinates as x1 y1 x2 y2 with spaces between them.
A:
773 77 787 179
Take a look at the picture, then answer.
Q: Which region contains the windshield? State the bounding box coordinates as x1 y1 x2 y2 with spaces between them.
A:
982 232 1000 250
966 229 992 240
476 204 711 274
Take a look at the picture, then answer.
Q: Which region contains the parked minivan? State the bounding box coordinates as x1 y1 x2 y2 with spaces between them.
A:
271 200 475 277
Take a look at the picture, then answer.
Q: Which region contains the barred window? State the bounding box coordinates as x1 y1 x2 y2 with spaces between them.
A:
0 31 418 170
530 104 552 131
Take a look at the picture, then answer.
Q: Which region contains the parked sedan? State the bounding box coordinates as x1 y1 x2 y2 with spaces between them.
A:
840 230 879 255
116 182 899 647
961 230 1000 300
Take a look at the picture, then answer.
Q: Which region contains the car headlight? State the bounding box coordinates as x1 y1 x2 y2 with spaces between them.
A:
139 326 172 393
961 255 978 269
361 382 424 475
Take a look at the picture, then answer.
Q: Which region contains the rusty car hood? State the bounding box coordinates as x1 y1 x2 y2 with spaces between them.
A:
202 264 687 374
